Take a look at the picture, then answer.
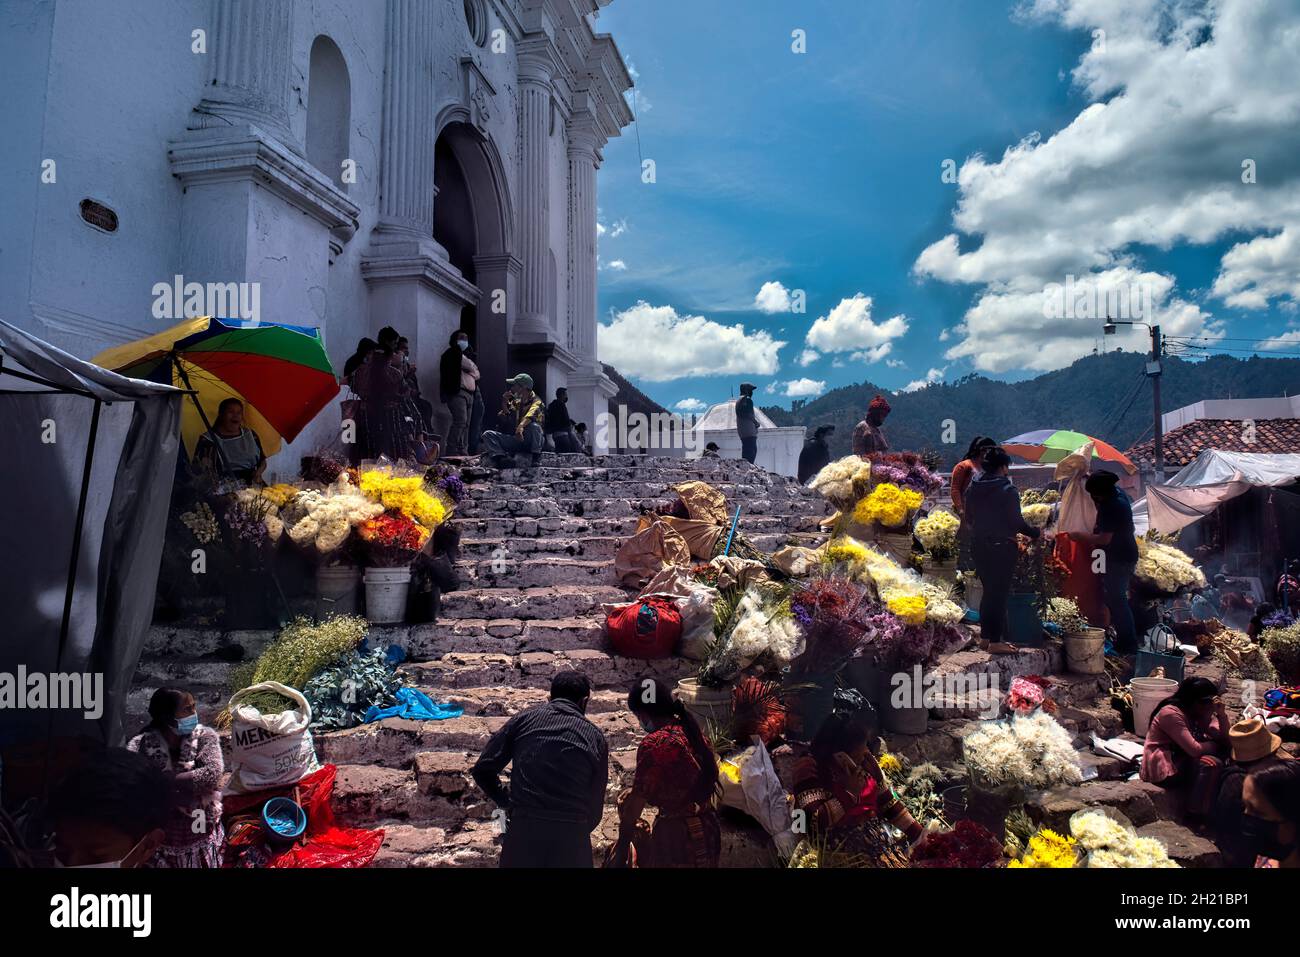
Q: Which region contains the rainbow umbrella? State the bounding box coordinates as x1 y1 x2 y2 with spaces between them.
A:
1002 429 1137 473
92 316 339 457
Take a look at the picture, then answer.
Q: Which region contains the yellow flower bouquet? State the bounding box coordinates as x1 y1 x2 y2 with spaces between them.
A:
853 482 923 530
1008 828 1079 868
360 465 452 532
914 509 960 561
1135 538 1206 595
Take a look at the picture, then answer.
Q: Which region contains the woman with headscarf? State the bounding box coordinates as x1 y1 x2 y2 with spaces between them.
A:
608 677 721 868
126 688 225 868
353 343 414 461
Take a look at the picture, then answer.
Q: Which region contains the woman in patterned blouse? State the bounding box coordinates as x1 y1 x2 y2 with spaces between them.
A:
793 709 922 866
610 677 721 868
127 688 225 868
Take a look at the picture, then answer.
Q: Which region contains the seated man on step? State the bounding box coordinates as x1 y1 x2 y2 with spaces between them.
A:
480 373 546 468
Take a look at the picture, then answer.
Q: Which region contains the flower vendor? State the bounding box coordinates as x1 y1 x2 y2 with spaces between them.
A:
963 446 1041 653
852 394 891 457
798 424 835 484
481 372 546 468
1140 677 1228 817
1073 471 1140 654
1242 760 1300 867
608 677 721 868
792 709 922 866
951 436 995 569
126 688 225 868
193 397 266 486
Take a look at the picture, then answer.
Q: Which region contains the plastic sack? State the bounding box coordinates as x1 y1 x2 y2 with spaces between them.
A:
268 765 384 868
225 681 321 795
718 741 798 858
614 520 691 587
637 565 720 660
365 686 463 723
606 597 682 659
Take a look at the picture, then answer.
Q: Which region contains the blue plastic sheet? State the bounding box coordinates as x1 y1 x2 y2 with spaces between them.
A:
364 686 463 723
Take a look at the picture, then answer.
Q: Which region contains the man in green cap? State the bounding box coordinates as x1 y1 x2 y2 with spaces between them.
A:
481 373 546 466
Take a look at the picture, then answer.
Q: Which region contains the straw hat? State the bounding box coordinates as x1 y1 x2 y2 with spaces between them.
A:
1229 717 1282 763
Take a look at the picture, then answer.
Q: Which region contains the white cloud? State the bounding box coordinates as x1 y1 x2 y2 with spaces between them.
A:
771 377 827 398
606 260 627 271
912 0 1300 372
797 348 819 367
805 294 910 354
674 397 708 412
1257 330 1300 351
598 301 786 382
903 367 947 392
754 280 794 314
609 219 629 239
850 343 894 364
597 222 607 238
886 358 907 369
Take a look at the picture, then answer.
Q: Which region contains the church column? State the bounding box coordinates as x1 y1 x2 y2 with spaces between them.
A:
192 0 296 147
513 43 557 342
566 114 599 359
562 101 617 454
362 0 471 410
374 0 439 243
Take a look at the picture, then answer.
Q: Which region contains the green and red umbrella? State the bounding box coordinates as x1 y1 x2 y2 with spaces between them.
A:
92 316 338 456
1002 429 1137 473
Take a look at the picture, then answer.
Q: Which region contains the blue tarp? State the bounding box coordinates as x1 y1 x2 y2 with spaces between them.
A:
364 686 463 723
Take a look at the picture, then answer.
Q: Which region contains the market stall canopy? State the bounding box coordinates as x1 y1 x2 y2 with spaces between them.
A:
1003 429 1137 474
0 318 182 753
92 316 339 457
1139 450 1300 534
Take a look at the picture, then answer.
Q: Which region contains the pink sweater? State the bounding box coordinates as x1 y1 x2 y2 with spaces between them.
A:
1140 706 1227 784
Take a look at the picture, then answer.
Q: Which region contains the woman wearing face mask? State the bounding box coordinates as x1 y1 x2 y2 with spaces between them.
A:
126 688 225 867
1140 676 1229 817
43 748 170 869
608 677 721 868
1243 760 1300 867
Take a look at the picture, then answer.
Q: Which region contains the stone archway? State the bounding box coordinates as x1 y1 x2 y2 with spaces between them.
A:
432 120 515 432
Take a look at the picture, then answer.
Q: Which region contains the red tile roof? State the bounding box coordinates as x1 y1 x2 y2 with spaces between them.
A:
1127 418 1300 469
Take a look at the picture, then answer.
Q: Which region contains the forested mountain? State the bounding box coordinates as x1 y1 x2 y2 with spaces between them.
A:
760 351 1300 468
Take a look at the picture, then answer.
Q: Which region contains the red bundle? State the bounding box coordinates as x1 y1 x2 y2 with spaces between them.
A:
911 819 1005 868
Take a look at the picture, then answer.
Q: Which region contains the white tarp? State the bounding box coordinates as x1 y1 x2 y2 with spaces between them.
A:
1137 450 1300 534
0 319 182 750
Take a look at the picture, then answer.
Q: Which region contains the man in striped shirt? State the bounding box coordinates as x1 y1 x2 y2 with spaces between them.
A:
472 671 610 867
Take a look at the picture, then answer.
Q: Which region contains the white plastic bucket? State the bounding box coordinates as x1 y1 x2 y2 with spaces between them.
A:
1132 676 1178 736
363 565 412 624
1065 629 1106 675
316 565 361 617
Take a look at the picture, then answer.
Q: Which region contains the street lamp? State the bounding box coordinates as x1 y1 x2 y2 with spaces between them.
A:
1103 319 1164 479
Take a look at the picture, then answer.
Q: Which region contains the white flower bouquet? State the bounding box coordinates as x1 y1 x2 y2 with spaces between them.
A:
1135 539 1206 595
1069 810 1179 868
962 711 1083 791
809 455 872 509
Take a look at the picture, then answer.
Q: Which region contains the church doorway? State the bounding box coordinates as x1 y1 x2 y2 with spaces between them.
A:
433 121 512 433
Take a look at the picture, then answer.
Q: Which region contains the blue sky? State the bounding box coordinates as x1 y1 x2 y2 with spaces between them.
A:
591 0 1300 413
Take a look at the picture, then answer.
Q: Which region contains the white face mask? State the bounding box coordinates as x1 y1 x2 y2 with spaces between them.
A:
457 339 469 351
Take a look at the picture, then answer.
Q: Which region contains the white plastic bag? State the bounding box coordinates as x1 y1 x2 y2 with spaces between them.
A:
719 740 798 858
225 681 320 794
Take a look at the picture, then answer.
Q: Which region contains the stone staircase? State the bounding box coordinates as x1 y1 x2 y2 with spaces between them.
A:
130 452 1228 868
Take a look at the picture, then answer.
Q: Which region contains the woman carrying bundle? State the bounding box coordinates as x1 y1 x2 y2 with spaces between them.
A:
609 677 721 868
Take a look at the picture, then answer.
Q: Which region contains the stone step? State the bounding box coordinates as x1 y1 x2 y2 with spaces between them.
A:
457 530 824 562
437 584 631 621
460 557 613 589
461 479 810 500
439 684 629 717
452 513 822 538
480 465 783 483
401 616 605 658
457 496 827 520
401 649 695 693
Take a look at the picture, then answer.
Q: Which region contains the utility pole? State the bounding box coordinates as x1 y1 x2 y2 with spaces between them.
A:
1150 324 1164 480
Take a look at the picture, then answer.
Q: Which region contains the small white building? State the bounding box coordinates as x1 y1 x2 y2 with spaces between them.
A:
685 400 805 478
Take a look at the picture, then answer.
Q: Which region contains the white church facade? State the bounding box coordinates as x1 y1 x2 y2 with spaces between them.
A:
1 0 633 459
